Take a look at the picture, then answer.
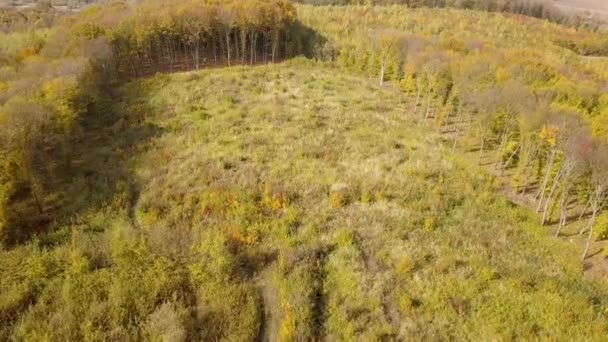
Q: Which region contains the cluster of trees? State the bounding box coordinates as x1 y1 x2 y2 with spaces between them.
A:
0 27 105 244
295 0 605 29
66 0 299 76
299 5 608 259
0 1 68 32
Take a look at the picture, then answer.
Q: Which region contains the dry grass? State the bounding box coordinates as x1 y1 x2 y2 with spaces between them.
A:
1 59 608 340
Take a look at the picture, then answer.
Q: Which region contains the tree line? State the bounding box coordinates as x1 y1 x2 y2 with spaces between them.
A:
66 0 299 77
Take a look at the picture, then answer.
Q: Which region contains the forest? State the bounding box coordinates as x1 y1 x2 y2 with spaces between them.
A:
1 0 608 340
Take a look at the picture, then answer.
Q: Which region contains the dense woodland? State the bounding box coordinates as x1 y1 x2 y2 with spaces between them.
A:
68 0 301 76
1 0 608 340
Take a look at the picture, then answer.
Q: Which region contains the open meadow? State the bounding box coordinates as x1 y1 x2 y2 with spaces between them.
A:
2 0 608 340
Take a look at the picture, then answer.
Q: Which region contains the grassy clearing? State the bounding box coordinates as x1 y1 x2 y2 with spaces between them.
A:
1 59 607 340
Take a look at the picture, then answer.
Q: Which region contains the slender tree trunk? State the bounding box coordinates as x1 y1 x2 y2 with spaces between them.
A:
226 32 231 67
234 30 240 63
272 31 278 63
453 122 461 149
264 34 269 63
581 203 598 260
148 40 155 70
520 169 531 195
452 116 461 149
501 144 520 176
519 148 538 195
168 40 174 72
579 196 591 222
250 31 255 65
536 147 557 212
424 77 432 121
254 33 258 63
478 134 485 165
556 186 569 237
193 44 200 70
441 92 450 132
452 104 462 149
495 129 511 169
241 29 247 64
541 165 564 225
380 57 386 87
284 29 289 59
413 78 422 115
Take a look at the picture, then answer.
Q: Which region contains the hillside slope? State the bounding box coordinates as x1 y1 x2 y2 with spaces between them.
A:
1 60 607 340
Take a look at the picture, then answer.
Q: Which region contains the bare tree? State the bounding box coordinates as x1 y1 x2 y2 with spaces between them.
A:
372 29 399 87
539 115 586 225
535 109 578 213
581 140 608 260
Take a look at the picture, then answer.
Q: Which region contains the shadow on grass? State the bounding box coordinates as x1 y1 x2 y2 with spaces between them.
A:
31 82 165 247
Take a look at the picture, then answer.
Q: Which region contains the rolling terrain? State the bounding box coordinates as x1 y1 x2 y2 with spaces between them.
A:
1 59 608 340
1 0 608 340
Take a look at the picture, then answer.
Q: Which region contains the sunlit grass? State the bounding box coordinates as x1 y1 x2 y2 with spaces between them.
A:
1 59 607 340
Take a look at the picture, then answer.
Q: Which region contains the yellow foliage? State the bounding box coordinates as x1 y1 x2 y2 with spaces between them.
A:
539 124 559 146
262 190 288 210
42 77 81 132
592 111 608 138
279 301 297 341
495 67 511 83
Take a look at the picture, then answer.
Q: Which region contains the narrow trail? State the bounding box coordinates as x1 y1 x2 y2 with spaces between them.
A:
254 263 279 342
127 185 142 230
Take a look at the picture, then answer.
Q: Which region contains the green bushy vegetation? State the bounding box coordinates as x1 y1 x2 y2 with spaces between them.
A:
2 0 608 340
1 60 608 340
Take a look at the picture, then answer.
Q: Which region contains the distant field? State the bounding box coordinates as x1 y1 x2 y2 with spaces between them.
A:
553 0 608 17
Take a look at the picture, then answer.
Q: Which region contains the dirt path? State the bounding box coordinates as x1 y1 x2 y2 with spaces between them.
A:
254 263 280 342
